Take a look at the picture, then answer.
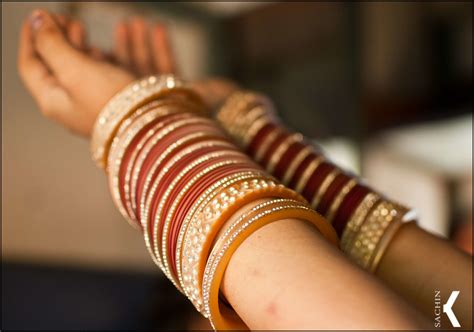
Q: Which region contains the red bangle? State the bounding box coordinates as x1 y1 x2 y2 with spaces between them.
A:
317 173 351 216
332 184 371 236
273 141 306 179
302 161 335 200
133 122 225 218
260 131 289 168
288 153 317 189
246 122 277 156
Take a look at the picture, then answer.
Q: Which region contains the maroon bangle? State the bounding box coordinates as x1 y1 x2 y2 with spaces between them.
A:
168 163 257 278
302 161 335 202
317 173 352 216
157 152 247 257
148 145 239 246
260 131 290 169
273 141 306 179
118 115 177 223
133 122 226 218
246 122 277 156
332 184 372 237
287 154 315 189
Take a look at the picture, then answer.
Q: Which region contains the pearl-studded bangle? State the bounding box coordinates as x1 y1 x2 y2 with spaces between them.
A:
91 75 205 169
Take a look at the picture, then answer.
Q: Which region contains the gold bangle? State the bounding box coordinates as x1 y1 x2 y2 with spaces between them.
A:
91 75 190 169
202 199 338 329
294 155 325 193
266 133 303 174
282 145 314 186
347 199 410 271
181 179 305 313
254 127 283 162
175 171 269 295
325 178 358 224
159 155 252 289
310 169 341 209
340 192 380 251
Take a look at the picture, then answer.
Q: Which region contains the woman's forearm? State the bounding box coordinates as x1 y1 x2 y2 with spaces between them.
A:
221 202 431 330
377 223 473 330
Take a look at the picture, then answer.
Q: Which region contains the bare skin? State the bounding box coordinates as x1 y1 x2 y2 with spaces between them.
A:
16 9 466 330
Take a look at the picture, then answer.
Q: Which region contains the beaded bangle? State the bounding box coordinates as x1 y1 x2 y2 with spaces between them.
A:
175 171 268 298
181 179 306 312
202 199 339 329
92 75 205 168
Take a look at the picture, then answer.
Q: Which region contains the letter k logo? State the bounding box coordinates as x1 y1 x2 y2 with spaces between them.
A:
443 291 461 328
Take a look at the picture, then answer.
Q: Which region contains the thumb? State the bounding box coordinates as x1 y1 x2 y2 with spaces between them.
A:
30 9 95 85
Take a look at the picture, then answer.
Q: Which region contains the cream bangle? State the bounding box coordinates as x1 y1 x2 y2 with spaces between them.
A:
310 169 341 209
91 75 189 169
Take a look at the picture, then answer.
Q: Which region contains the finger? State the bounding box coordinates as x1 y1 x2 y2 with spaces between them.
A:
114 21 132 68
151 23 176 74
18 19 60 109
29 9 96 86
55 14 69 30
130 17 153 75
68 19 86 50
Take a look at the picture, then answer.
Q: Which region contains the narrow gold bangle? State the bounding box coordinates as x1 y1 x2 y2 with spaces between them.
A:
340 192 380 251
294 155 325 193
254 127 283 162
310 169 341 209
266 133 303 174
325 178 358 223
282 145 314 186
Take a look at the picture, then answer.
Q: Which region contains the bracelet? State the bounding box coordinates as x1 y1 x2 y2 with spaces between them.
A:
254 127 284 162
91 75 201 168
294 155 325 193
266 133 303 174
202 199 338 329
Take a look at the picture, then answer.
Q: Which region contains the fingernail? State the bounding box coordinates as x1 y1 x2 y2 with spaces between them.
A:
29 10 44 30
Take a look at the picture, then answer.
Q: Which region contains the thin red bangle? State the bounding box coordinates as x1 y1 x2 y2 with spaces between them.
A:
134 123 226 218
260 131 289 168
273 141 306 179
332 184 371 236
246 122 277 156
302 161 335 201
317 173 351 216
288 153 318 189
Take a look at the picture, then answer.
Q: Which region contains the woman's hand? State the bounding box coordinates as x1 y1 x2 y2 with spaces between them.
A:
18 9 136 137
111 17 239 110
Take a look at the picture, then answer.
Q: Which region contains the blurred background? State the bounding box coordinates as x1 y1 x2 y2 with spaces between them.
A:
2 1 472 330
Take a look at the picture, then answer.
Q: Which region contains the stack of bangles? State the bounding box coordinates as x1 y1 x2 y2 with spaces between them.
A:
217 91 417 272
90 76 339 330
